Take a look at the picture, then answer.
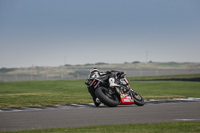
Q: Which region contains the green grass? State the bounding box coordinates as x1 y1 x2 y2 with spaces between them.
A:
1 122 200 133
0 74 200 108
129 81 200 99
127 73 200 80
0 80 92 108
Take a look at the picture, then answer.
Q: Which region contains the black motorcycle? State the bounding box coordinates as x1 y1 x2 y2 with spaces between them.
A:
85 70 144 107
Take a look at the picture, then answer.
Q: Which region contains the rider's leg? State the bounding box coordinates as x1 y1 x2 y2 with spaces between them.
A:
109 75 119 87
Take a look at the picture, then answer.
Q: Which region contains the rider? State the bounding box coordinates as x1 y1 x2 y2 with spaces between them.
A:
87 68 120 106
88 68 119 87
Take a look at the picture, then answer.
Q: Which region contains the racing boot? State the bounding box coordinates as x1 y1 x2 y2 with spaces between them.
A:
94 98 101 107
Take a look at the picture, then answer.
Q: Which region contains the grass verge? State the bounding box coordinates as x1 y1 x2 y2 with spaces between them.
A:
0 74 200 108
127 73 200 80
1 122 200 133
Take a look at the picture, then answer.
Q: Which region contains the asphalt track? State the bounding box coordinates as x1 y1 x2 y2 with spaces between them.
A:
0 100 200 131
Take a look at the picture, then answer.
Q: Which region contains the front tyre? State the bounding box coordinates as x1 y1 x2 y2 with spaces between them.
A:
95 87 119 107
132 91 145 106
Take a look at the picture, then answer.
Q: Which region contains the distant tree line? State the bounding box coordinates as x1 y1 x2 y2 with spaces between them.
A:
65 61 156 66
84 62 108 66
64 62 108 66
124 61 153 64
0 68 17 73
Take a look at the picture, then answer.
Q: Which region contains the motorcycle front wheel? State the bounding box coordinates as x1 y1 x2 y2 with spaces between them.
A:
95 87 119 107
132 91 145 106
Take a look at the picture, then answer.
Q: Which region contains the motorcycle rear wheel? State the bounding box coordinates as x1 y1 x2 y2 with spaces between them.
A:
132 91 145 106
95 87 119 107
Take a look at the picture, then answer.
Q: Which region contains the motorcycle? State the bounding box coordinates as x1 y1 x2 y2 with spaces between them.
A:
85 70 144 107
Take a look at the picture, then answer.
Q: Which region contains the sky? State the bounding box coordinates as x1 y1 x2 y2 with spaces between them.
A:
0 0 200 68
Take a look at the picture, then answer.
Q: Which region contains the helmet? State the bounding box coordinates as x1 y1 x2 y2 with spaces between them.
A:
89 68 99 79
90 68 99 73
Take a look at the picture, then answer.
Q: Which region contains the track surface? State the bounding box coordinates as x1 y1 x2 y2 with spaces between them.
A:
0 101 200 131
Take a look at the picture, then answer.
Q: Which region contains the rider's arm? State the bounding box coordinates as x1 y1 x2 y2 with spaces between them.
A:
99 72 107 76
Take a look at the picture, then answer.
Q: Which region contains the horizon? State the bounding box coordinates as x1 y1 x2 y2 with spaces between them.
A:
1 61 200 69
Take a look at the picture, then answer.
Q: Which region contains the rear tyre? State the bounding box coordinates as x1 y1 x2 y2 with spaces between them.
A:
132 91 145 106
95 87 119 107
